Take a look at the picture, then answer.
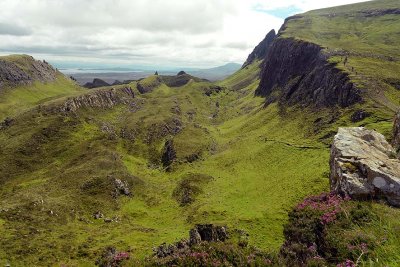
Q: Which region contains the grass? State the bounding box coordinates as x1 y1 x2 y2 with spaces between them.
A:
0 1 400 265
0 73 83 120
1 60 396 265
281 0 400 113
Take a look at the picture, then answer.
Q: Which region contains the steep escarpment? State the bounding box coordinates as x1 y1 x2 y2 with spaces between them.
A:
255 38 361 107
0 55 57 89
242 29 276 68
48 86 135 113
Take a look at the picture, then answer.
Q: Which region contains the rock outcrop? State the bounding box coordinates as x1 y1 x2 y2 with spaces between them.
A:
242 29 276 68
330 127 400 207
161 139 176 170
154 224 228 258
0 55 57 89
255 38 361 108
49 86 135 113
393 112 400 155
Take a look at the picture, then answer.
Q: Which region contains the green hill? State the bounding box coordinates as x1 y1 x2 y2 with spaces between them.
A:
0 54 84 120
0 0 399 266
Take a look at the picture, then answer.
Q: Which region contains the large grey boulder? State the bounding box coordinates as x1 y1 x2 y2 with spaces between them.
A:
330 127 400 207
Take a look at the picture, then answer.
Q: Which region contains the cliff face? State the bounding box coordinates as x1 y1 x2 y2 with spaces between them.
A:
242 30 276 68
255 38 361 108
0 55 57 89
49 86 135 113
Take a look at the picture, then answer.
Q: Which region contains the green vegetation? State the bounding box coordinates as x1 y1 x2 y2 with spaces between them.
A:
282 193 400 266
0 0 399 266
281 0 400 113
0 75 83 120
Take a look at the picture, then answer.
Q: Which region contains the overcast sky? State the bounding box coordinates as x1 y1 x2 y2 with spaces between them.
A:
0 0 368 68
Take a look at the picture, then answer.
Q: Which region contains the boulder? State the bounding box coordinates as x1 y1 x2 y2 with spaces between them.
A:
189 224 228 245
393 112 400 155
330 127 400 207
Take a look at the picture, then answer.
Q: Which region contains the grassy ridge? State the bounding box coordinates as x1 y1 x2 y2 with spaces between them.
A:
0 1 400 265
0 60 398 266
281 0 400 113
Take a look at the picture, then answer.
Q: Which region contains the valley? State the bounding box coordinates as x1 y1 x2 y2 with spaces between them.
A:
0 0 399 266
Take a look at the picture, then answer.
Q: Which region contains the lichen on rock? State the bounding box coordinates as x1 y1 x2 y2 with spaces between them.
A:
330 127 400 207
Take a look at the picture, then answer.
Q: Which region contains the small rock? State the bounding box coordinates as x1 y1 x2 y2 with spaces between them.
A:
93 211 104 219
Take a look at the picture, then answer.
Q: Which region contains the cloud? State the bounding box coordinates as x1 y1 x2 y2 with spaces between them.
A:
0 0 369 68
0 23 31 36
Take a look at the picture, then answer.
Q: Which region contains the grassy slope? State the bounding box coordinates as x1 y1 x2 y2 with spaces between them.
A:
0 62 397 266
0 1 400 266
281 0 400 113
0 55 84 120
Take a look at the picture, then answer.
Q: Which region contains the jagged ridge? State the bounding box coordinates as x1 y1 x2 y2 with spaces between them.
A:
47 86 135 113
0 55 57 89
242 29 276 68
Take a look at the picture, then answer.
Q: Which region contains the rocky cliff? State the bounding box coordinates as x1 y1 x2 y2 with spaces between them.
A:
255 38 361 108
242 29 276 68
330 127 400 207
0 55 58 89
49 86 135 113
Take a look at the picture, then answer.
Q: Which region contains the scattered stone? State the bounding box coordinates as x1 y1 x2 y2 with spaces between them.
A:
113 178 131 197
93 211 104 219
330 127 400 207
104 218 113 223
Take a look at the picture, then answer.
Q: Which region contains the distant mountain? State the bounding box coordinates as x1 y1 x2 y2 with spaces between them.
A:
186 63 241 81
65 63 241 85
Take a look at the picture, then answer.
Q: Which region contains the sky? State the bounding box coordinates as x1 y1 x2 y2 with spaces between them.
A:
0 0 369 69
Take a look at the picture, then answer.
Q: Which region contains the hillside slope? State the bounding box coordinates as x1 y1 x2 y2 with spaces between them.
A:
0 55 84 120
0 0 400 266
257 0 400 114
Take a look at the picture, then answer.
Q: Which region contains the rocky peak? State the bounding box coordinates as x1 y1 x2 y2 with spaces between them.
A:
177 71 187 76
0 54 57 89
242 29 276 68
330 127 400 207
